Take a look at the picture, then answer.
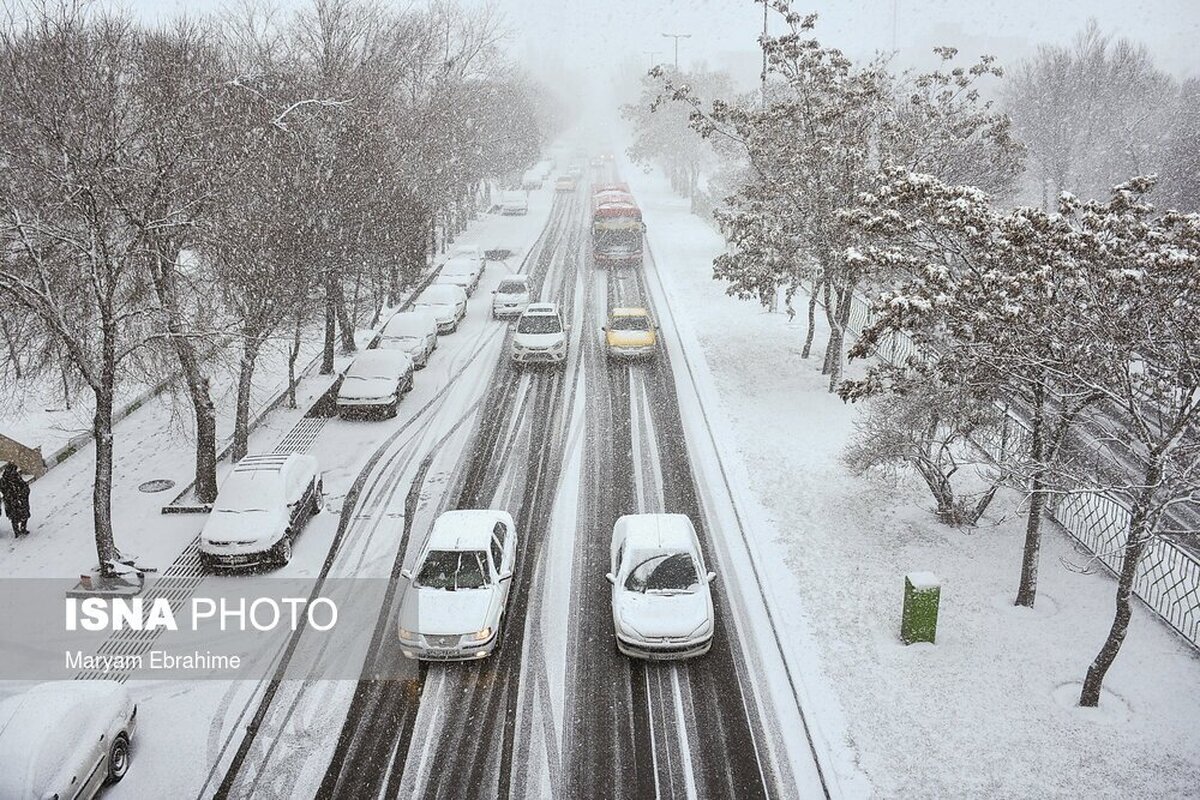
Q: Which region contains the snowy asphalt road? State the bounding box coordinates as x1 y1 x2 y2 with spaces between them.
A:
212 183 828 799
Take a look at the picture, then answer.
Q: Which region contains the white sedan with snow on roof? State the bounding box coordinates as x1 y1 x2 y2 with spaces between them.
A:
199 453 323 569
607 513 716 660
397 510 517 660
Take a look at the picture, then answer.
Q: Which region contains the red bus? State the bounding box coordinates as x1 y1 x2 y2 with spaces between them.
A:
591 183 644 268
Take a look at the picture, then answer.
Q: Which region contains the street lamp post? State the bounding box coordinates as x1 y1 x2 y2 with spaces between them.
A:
660 32 691 69
644 50 662 70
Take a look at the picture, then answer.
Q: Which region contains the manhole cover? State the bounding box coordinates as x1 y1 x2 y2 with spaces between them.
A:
138 479 175 493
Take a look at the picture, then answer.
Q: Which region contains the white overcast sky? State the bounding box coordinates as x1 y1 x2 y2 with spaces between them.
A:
127 0 1200 80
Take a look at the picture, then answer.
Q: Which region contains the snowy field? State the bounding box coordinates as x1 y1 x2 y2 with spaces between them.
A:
623 161 1200 798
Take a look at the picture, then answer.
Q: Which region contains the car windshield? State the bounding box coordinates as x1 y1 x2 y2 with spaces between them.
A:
610 315 649 331
624 552 700 594
517 315 561 335
383 333 420 343
415 550 490 590
497 280 528 294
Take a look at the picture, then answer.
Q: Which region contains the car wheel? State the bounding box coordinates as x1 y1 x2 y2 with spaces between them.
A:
106 732 130 784
312 481 324 515
387 399 399 418
276 532 293 566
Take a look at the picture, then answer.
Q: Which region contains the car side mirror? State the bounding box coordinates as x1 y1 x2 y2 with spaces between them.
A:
706 571 717 583
401 568 413 580
605 572 616 585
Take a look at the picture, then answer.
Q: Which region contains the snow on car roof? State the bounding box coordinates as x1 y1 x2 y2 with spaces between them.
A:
524 303 558 315
441 257 478 274
0 681 129 796
416 284 466 302
616 513 697 552
347 349 411 377
427 509 510 551
611 307 649 317
383 310 436 334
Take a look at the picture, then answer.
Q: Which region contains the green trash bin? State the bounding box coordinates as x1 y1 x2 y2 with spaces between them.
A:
901 572 940 644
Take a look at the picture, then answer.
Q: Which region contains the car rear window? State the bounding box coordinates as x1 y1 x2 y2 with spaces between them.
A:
497 279 528 294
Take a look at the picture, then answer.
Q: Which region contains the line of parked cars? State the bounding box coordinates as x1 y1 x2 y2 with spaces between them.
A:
199 245 490 571
395 511 716 662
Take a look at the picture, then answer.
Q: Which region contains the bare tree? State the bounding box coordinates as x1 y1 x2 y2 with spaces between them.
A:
0 6 154 574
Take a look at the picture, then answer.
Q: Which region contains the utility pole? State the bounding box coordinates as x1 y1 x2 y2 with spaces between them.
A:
644 50 662 70
661 32 691 69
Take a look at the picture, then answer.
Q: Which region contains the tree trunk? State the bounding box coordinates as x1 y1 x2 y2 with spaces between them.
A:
92 326 118 577
287 317 302 410
0 313 21 378
333 275 356 353
824 285 852 392
231 338 261 463
1079 459 1160 707
321 270 336 375
148 250 218 504
801 279 821 359
1015 383 1047 608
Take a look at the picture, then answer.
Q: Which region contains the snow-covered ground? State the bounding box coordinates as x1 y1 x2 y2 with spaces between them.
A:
623 161 1200 797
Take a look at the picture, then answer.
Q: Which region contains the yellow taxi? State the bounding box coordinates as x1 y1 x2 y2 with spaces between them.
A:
603 307 657 360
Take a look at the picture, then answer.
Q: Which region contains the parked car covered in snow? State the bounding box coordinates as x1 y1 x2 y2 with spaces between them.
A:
378 310 438 368
397 509 518 660
435 256 483 296
492 275 533 319
337 349 414 418
199 452 322 569
0 680 137 800
413 283 468 333
499 191 528 216
450 243 486 270
607 513 716 660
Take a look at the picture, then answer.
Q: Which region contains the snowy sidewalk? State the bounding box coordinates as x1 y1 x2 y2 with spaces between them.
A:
623 161 1200 798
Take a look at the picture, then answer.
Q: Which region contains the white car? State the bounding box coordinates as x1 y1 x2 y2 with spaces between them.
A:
492 275 533 319
499 190 528 215
413 283 468 334
511 303 568 367
0 681 137 800
607 513 716 660
337 349 414 418
435 256 483 296
378 310 438 368
199 452 322 569
450 243 486 270
397 510 518 660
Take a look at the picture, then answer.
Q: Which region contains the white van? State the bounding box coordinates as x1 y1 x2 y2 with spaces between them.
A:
199 453 323 568
492 275 533 319
337 349 415 418
379 310 438 368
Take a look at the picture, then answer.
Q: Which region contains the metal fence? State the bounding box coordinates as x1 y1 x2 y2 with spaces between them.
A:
843 288 1200 650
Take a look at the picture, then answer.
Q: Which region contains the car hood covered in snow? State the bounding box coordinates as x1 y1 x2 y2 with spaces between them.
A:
607 329 655 348
513 332 564 349
616 587 712 639
398 587 496 636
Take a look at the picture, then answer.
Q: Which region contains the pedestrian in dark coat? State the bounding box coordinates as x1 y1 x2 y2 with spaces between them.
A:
0 463 30 537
